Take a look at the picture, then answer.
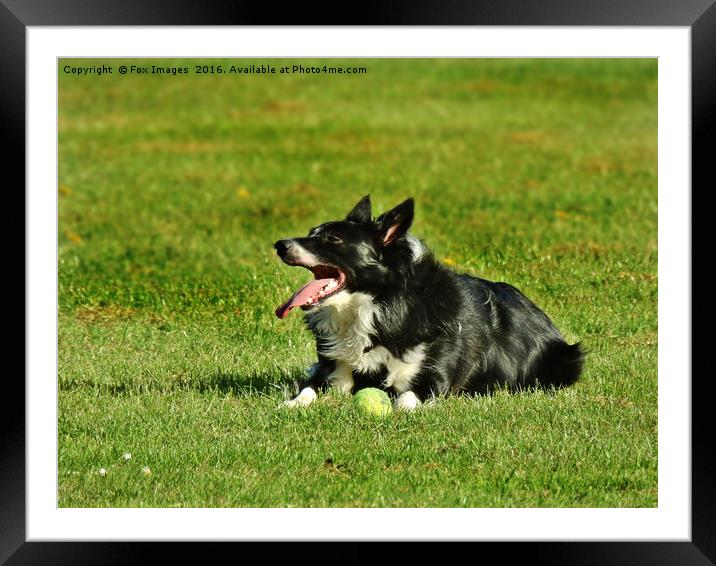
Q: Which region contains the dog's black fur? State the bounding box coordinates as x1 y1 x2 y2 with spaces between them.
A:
274 196 584 406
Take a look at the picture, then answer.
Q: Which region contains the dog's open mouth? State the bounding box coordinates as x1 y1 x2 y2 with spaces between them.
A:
275 265 347 319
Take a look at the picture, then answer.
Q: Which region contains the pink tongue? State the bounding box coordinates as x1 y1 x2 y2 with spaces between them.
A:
275 278 335 319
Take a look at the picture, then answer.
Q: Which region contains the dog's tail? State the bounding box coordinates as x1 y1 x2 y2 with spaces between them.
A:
537 341 585 389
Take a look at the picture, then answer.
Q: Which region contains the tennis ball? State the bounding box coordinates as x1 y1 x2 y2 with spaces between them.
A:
352 388 392 417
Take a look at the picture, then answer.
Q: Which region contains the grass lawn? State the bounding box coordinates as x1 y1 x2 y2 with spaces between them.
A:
58 58 657 507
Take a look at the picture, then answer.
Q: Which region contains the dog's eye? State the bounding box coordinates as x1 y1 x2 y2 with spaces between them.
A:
324 233 342 244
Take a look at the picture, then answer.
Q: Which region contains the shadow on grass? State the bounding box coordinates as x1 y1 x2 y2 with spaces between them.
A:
195 369 303 397
60 370 573 399
59 369 305 398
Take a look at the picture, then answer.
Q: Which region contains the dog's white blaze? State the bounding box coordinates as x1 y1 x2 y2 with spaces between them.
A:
394 391 421 411
284 386 317 408
382 343 426 394
327 361 355 394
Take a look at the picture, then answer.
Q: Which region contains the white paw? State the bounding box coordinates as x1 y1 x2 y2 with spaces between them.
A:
283 387 317 408
394 391 421 411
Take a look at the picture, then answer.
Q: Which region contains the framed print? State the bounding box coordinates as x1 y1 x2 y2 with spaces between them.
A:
8 0 712 564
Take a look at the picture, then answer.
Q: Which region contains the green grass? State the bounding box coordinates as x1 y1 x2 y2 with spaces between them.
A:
58 58 658 507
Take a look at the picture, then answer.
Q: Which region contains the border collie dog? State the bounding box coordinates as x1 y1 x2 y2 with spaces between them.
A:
274 196 584 410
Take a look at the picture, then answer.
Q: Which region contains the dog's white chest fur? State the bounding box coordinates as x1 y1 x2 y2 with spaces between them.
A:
309 291 377 365
359 344 426 393
308 291 425 394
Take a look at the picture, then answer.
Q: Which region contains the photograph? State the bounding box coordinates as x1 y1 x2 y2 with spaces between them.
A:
57 57 658 509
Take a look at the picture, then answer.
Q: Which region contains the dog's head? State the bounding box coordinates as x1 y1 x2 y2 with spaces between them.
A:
274 195 420 318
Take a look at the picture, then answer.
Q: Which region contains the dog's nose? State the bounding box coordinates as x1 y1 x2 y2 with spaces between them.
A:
274 240 293 256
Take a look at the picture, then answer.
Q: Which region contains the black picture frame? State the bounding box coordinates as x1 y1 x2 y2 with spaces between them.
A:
7 1 711 564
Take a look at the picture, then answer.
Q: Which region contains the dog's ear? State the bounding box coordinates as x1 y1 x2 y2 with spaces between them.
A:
377 198 414 246
346 195 372 223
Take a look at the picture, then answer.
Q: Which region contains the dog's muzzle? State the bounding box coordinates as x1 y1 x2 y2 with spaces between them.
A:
274 239 294 259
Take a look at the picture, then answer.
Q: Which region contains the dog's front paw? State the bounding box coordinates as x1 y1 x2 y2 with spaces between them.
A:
394 391 421 411
282 387 318 408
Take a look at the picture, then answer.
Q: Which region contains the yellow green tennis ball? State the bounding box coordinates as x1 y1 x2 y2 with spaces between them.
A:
352 388 392 417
